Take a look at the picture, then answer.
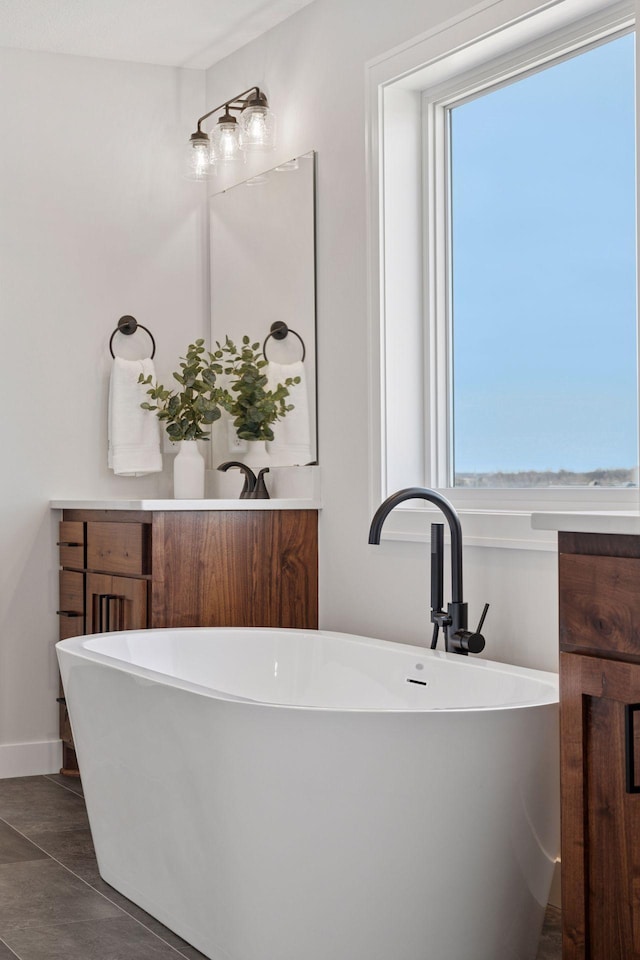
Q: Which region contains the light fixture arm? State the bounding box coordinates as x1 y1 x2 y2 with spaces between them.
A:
195 86 264 134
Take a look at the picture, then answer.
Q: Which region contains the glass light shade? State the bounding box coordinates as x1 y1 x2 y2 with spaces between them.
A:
239 104 276 152
184 135 214 181
275 158 299 172
211 118 242 164
245 174 268 186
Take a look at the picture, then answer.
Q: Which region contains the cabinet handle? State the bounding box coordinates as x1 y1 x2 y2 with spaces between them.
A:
56 541 83 547
97 594 108 632
624 703 640 793
56 696 66 705
111 595 124 631
109 594 123 632
97 593 124 632
56 610 82 618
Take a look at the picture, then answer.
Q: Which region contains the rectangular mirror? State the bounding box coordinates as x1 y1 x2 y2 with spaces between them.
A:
209 151 317 471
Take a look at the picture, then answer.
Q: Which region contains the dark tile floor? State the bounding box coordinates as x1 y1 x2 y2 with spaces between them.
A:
0 775 561 959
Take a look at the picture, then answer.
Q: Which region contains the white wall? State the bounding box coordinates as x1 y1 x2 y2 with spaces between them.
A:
205 0 561 674
0 0 567 777
0 47 208 775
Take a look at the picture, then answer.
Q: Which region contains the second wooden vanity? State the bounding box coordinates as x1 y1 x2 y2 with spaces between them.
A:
529 506 640 960
55 500 319 773
558 529 640 959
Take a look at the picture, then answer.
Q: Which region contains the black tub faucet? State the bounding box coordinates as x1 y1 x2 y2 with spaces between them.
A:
368 487 488 655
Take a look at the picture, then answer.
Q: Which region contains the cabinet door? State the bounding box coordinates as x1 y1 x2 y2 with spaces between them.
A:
561 652 640 959
86 572 148 633
151 510 318 628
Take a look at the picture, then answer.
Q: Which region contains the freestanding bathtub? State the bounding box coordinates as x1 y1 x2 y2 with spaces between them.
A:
56 628 559 960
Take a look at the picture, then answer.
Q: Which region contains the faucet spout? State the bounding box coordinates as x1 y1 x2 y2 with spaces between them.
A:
217 461 257 498
368 487 463 603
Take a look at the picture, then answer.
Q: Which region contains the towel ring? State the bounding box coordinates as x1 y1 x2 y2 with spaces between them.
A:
109 316 156 359
262 321 306 362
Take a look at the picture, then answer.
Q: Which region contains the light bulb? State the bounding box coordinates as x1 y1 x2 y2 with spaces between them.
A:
212 117 241 164
240 104 276 152
184 133 214 181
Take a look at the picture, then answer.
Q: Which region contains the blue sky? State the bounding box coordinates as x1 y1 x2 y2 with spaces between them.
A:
451 32 637 474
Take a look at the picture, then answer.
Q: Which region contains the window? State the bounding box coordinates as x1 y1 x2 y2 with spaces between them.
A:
368 0 639 544
449 33 637 490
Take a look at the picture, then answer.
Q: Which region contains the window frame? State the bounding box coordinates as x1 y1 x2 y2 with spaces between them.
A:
366 0 640 549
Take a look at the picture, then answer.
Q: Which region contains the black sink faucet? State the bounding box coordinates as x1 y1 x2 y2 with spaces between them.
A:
218 461 257 498
368 487 488 655
217 461 270 499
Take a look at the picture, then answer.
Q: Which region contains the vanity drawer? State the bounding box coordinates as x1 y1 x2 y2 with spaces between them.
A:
86 522 148 576
559 552 640 659
58 521 85 570
58 570 85 639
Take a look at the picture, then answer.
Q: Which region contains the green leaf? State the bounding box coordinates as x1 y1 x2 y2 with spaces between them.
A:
139 334 298 444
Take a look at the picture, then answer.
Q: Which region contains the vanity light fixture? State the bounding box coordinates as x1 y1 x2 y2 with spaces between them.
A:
185 86 276 181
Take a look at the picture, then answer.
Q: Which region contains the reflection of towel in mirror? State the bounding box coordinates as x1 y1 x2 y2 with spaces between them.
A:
265 360 312 465
108 357 163 476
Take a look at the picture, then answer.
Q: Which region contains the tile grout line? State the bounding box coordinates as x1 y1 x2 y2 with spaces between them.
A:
0 935 23 960
0 814 200 960
43 774 83 799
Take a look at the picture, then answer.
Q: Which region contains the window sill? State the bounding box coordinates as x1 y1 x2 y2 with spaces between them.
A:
376 504 640 551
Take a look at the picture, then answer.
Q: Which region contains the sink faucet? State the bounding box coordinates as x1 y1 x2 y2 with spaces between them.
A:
217 461 270 499
218 461 257 498
368 487 488 655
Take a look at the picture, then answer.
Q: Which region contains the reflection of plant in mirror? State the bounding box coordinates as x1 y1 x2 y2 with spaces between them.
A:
215 336 300 442
138 340 223 441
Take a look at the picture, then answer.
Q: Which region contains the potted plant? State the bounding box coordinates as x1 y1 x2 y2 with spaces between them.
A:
138 340 223 498
214 335 300 443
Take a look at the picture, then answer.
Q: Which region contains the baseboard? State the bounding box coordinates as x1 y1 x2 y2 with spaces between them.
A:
548 859 561 909
0 739 62 779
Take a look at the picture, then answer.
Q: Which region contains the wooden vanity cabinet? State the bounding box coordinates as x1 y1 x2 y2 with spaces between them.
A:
57 508 318 773
559 532 640 959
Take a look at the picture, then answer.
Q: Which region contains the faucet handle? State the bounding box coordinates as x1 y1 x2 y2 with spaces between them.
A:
461 634 484 654
475 602 490 635
247 467 270 500
462 603 490 654
450 603 489 655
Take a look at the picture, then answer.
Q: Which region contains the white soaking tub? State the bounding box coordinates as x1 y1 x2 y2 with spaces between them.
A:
56 628 559 960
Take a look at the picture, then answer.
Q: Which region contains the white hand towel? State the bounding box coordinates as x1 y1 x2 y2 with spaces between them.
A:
108 357 163 476
265 360 312 465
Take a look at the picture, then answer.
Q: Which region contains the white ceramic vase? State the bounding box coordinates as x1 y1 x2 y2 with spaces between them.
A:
173 441 205 499
242 439 268 469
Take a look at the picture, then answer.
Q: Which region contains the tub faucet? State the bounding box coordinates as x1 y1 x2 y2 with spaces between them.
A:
368 487 488 655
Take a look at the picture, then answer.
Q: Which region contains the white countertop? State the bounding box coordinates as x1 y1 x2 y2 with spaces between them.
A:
50 498 321 511
531 510 640 535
